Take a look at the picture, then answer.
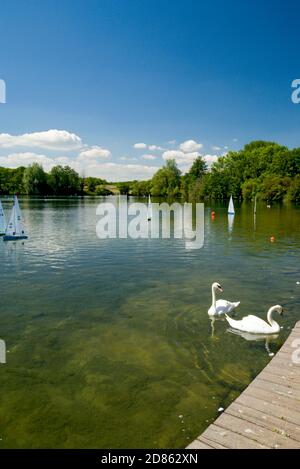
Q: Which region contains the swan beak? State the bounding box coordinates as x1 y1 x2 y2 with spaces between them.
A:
219 287 223 292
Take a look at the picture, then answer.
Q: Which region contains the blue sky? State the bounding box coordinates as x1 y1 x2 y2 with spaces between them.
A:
0 0 300 180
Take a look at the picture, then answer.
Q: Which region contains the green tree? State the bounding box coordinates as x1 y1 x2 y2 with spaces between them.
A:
84 177 107 193
130 180 151 196
182 156 207 199
259 175 291 202
48 165 80 195
188 156 207 180
23 163 47 195
151 159 181 197
241 179 258 201
116 182 131 195
286 175 300 203
0 166 25 194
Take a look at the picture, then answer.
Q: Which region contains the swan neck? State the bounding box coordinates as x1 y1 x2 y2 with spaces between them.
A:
212 285 216 307
267 306 278 328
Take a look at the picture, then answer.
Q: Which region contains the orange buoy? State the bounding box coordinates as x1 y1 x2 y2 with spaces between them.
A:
270 236 275 242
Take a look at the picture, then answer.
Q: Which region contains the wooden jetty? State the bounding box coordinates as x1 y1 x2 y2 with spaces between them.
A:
187 321 300 449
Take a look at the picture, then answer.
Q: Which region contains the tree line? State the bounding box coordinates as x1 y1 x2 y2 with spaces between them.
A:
1 141 300 202
0 164 110 196
118 140 300 203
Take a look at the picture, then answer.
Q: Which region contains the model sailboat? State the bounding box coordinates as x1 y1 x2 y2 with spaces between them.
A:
228 195 235 215
3 195 28 241
0 200 6 235
147 194 153 221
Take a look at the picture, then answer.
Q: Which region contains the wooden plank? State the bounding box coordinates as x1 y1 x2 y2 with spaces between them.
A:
187 321 300 449
268 357 299 370
226 401 300 444
198 435 228 449
200 423 270 449
251 377 300 400
186 439 213 449
212 413 300 449
246 385 300 413
264 364 300 383
256 371 300 390
235 393 300 427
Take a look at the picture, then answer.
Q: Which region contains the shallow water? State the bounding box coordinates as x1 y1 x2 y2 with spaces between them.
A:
0 196 299 448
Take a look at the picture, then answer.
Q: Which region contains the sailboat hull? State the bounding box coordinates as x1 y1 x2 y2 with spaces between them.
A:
3 235 28 241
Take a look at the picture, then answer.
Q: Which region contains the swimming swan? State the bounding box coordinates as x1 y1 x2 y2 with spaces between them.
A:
208 282 240 316
225 305 283 334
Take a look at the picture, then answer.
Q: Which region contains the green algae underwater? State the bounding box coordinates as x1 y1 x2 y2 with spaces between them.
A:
0 197 299 448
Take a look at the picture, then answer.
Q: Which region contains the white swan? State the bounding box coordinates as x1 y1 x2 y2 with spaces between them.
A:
225 305 283 334
208 282 240 316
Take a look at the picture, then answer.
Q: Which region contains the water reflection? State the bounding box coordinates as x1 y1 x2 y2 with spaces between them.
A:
228 214 234 236
227 328 279 357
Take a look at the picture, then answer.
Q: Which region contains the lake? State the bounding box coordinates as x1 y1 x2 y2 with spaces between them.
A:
0 196 299 448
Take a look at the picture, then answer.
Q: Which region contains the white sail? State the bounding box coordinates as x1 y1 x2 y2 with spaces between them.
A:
0 200 6 234
228 195 235 214
5 196 27 238
5 204 17 237
147 195 153 220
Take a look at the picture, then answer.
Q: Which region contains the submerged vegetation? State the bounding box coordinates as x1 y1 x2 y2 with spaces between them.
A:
1 141 300 202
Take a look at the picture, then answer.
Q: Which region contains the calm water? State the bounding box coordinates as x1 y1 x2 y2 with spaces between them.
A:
0 196 300 448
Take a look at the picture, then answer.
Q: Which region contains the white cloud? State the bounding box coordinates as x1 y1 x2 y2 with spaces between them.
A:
0 152 72 172
0 129 82 151
133 142 147 149
119 156 138 161
162 150 199 165
0 151 159 181
162 150 219 172
203 154 219 167
141 154 157 160
233 138 238 142
77 146 111 160
212 145 221 151
148 144 164 151
133 142 165 151
167 139 176 145
77 161 158 181
179 139 203 153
